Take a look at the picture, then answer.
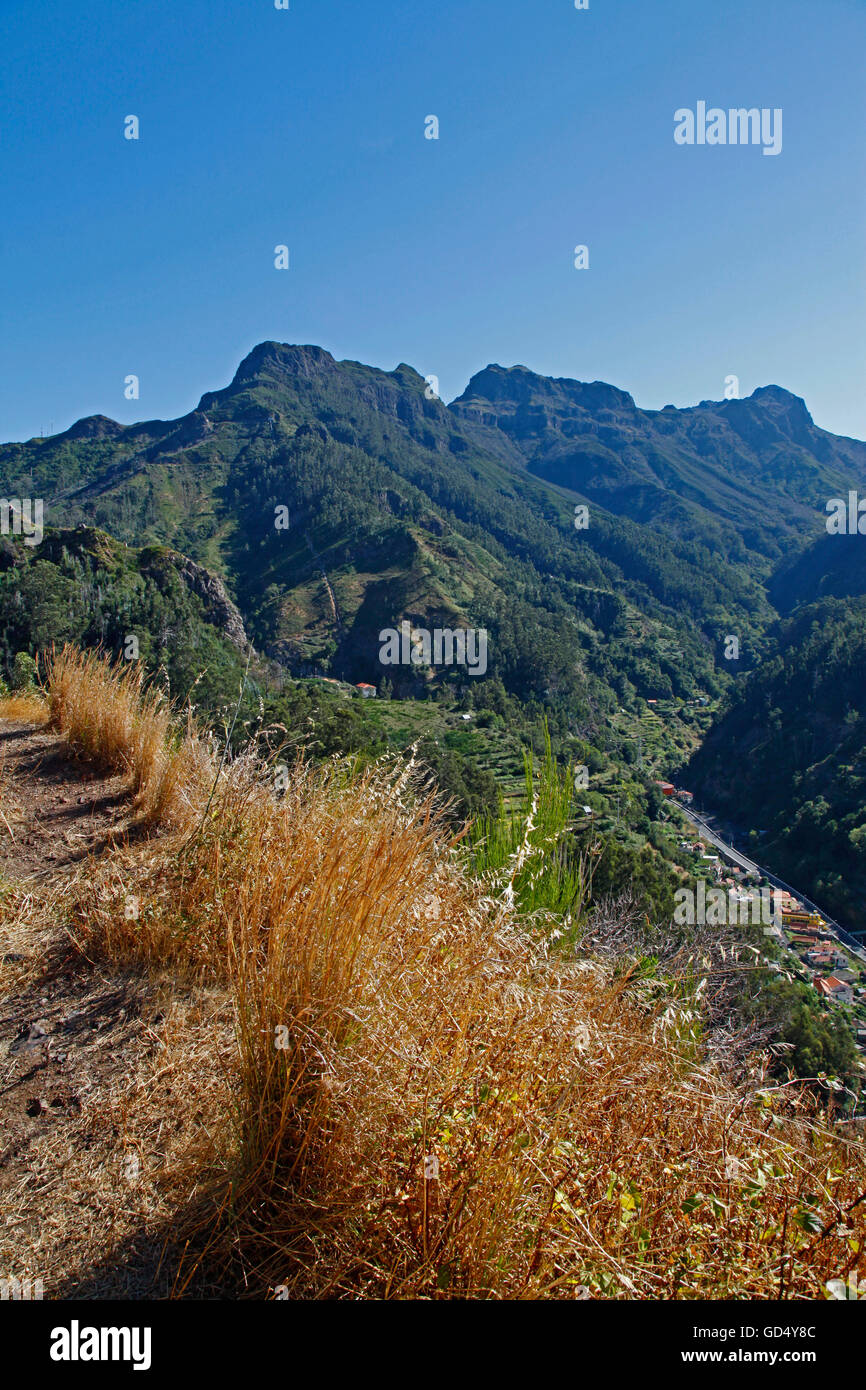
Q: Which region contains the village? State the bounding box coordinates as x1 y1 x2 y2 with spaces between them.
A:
656 777 866 1072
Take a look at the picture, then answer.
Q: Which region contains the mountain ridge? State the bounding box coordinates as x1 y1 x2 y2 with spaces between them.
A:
3 340 862 710
4 341 866 937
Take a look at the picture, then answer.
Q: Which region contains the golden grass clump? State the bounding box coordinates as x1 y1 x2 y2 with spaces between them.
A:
0 692 49 723
46 645 210 830
41 648 866 1298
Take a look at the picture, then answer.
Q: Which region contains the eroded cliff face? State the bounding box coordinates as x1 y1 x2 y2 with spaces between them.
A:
174 554 249 654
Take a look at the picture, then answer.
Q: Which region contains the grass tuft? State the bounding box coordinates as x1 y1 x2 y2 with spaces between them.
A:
0 692 49 723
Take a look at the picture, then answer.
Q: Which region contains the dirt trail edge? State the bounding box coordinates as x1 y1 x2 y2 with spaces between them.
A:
0 719 225 1299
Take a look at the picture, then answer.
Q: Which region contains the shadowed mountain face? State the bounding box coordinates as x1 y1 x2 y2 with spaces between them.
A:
451 366 866 561
0 342 863 708
685 593 866 932
770 532 866 613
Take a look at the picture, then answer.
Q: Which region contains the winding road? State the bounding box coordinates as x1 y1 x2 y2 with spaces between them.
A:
676 800 866 963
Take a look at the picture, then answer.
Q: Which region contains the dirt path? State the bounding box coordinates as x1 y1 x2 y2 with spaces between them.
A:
0 720 223 1299
0 720 132 880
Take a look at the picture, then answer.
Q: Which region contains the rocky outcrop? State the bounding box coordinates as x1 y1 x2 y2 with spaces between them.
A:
175 556 249 654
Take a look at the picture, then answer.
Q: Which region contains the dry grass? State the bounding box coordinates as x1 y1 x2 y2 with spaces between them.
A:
0 979 235 1299
0 692 49 724
24 647 866 1297
46 646 210 830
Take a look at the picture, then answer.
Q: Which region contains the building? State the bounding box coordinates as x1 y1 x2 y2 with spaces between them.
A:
655 781 675 797
788 927 821 946
356 683 377 698
815 976 854 1005
829 977 854 1004
783 909 825 929
805 948 837 970
804 940 844 962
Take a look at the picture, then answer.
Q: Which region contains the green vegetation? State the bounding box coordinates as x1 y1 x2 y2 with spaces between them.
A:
10 650 38 691
688 596 866 932
0 527 248 711
739 972 860 1097
4 343 866 1097
467 726 590 919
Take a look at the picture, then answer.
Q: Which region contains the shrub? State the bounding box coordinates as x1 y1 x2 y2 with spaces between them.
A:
10 650 38 691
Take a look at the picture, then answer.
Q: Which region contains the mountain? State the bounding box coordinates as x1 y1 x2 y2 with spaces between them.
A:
688 496 866 931
4 341 866 1074
8 341 857 716
0 525 249 710
451 367 866 566
770 532 866 612
4 341 866 869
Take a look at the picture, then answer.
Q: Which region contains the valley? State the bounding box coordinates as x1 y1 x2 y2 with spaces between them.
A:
2 341 866 1101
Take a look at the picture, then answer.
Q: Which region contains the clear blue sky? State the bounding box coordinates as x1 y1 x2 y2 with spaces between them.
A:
2 0 864 442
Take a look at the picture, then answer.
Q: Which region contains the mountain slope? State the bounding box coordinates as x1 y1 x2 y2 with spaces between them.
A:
2 342 810 712
686 595 866 932
5 342 866 878
770 532 866 612
0 526 249 709
451 366 866 566
2 652 863 1300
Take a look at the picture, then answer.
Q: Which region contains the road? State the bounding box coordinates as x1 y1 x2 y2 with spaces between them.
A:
676 800 866 963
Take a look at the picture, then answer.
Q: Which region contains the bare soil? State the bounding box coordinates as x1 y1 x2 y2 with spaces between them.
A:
0 721 227 1299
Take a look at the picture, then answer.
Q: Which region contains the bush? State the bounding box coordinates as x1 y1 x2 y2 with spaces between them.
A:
10 651 38 691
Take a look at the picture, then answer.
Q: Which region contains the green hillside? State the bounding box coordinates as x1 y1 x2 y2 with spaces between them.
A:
2 342 819 723
6 340 866 893
4 343 866 1087
686 595 866 931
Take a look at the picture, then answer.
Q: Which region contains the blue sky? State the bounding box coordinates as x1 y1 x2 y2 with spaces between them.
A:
1 0 864 441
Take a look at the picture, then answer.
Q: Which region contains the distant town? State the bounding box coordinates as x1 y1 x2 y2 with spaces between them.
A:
658 779 866 1070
